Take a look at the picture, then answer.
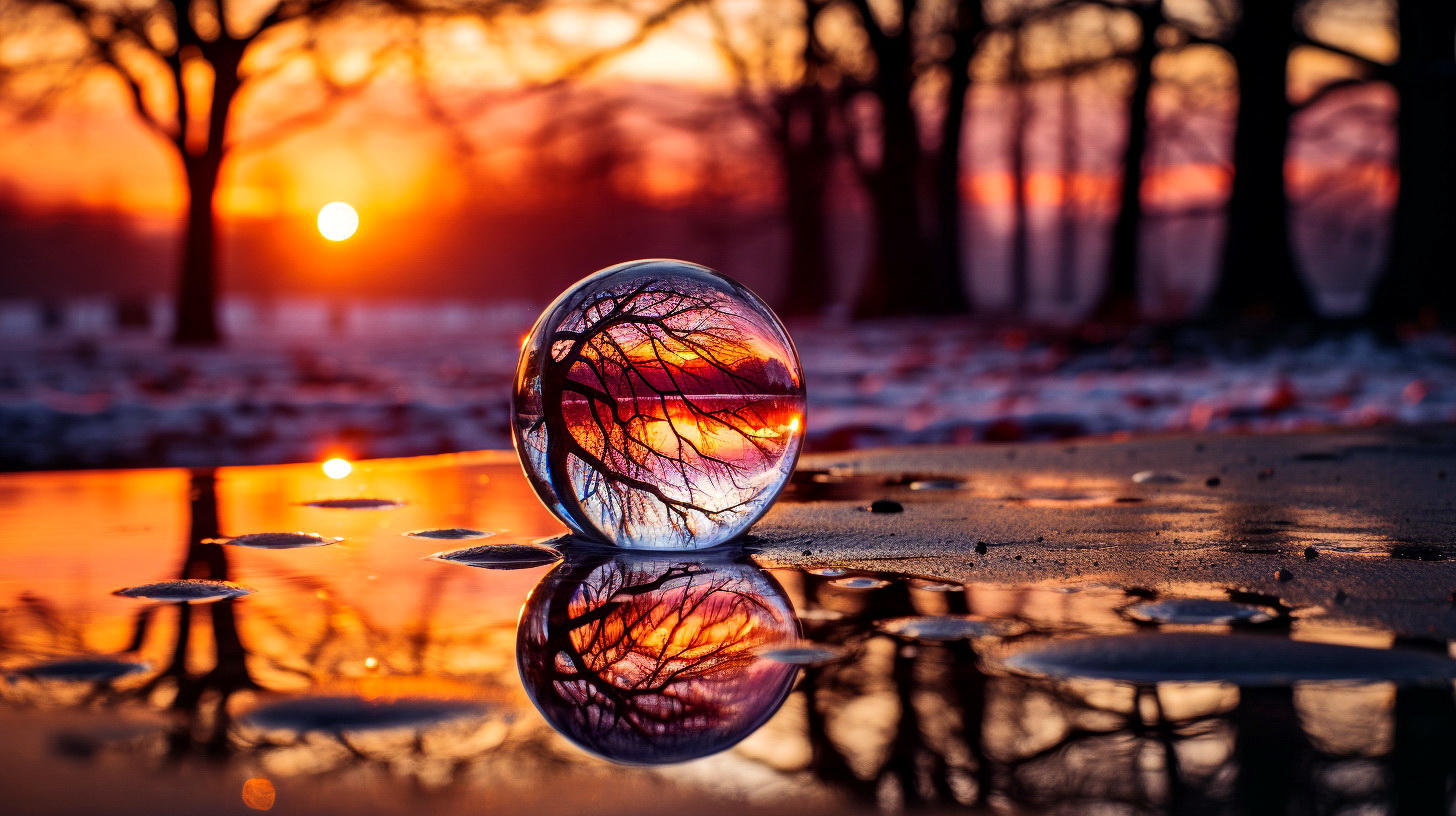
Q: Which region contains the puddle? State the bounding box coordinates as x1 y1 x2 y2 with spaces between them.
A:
876 615 1026 641
244 695 487 733
828 576 893 590
1005 633 1456 685
1390 543 1446 562
6 455 1456 815
1131 470 1188 484
403 528 495 540
909 579 964 592
428 542 563 569
225 531 340 549
10 657 149 682
1123 598 1276 625
756 643 846 665
113 579 253 603
301 498 404 510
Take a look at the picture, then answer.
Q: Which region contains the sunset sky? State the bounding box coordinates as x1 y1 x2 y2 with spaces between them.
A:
0 0 1394 220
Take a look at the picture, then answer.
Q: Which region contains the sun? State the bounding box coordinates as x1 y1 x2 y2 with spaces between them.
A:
317 202 359 241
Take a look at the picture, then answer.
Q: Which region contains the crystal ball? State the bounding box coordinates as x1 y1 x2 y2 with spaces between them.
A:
512 260 805 550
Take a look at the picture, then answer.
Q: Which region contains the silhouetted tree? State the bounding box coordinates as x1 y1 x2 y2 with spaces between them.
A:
1366 0 1456 327
836 0 985 317
0 0 410 344
710 0 835 317
1090 0 1166 325
927 0 989 318
1005 20 1033 316
0 0 702 346
1203 0 1318 323
1054 73 1082 306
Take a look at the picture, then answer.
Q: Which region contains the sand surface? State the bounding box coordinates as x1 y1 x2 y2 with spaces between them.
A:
750 424 1456 639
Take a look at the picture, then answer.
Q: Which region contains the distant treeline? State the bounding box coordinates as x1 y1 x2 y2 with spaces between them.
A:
0 0 1450 342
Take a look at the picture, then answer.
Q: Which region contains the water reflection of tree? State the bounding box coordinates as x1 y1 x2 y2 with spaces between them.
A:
124 469 260 756
2 468 524 776
518 549 798 763
786 574 1456 814
519 268 798 546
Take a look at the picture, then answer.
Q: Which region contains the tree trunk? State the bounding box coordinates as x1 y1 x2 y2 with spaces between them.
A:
1055 74 1080 305
926 0 984 316
854 69 932 317
170 41 243 347
1091 2 1160 325
780 98 832 316
1203 0 1315 323
171 156 223 345
1366 0 1456 327
781 1 833 318
1001 24 1034 318
850 0 946 319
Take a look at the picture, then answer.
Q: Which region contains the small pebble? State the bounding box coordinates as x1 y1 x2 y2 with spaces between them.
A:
1334 589 1347 604
1303 547 1319 560
1206 476 1221 487
974 541 988 555
868 499 904 513
1275 568 1293 582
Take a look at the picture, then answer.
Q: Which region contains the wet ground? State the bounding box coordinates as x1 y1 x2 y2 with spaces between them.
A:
3 426 1456 814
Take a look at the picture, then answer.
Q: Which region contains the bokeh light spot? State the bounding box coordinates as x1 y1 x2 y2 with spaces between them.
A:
241 778 276 811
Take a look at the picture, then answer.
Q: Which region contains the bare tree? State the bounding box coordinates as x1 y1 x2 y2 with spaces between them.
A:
1089 0 1166 324
0 0 418 343
1005 19 1034 316
832 0 988 318
0 0 706 346
709 0 835 317
927 0 990 318
1366 0 1456 327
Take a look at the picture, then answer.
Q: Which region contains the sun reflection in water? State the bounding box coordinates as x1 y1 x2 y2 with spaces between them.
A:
322 458 353 479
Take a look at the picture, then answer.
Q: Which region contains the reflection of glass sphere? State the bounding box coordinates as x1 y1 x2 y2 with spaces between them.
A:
517 547 800 764
513 260 805 550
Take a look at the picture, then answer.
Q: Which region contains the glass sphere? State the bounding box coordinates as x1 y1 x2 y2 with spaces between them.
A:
517 549 800 764
512 260 805 550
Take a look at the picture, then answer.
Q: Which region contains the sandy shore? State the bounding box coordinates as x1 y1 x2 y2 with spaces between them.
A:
751 424 1456 639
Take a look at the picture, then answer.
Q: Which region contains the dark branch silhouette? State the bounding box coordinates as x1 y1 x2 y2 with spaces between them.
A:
516 262 803 549
516 547 799 763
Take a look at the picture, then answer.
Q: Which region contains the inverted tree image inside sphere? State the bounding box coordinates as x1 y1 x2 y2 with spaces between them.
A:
517 550 800 764
512 260 806 550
